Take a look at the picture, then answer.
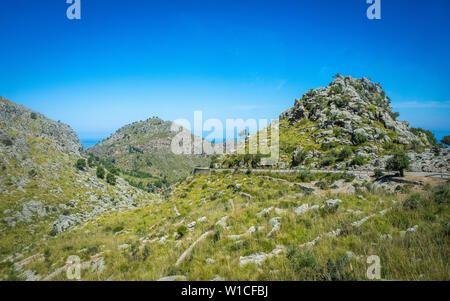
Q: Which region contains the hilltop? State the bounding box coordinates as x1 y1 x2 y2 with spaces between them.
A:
87 118 210 191
218 75 449 172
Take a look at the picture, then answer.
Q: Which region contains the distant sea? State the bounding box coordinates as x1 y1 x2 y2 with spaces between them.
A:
431 130 449 144
78 130 448 150
81 139 101 149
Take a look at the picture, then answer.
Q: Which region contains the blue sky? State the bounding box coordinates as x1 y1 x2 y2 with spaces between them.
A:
0 0 449 142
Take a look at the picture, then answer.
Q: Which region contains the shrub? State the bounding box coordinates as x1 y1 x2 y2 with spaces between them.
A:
374 169 384 178
409 140 424 153
30 112 37 120
320 155 335 167
292 150 308 166
315 181 328 190
321 142 339 152
1 138 13 146
411 127 438 146
106 173 116 185
286 246 317 274
108 166 119 175
390 112 400 120
386 150 410 177
329 86 343 95
441 135 450 147
142 245 151 261
297 169 313 182
352 133 367 145
432 184 449 204
75 159 86 170
325 254 354 281
96 166 105 179
333 128 343 138
213 227 223 242
338 146 353 161
432 146 441 156
28 169 37 177
112 225 124 233
350 156 365 167
87 156 95 167
177 226 187 238
403 193 422 210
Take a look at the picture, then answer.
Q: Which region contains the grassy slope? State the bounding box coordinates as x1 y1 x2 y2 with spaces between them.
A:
4 171 447 281
0 132 157 278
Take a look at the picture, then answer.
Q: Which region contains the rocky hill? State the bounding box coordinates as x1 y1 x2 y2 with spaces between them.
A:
0 97 82 155
219 75 449 172
87 118 210 190
0 97 157 280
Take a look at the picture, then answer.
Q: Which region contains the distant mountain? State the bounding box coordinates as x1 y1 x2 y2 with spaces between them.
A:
87 117 210 190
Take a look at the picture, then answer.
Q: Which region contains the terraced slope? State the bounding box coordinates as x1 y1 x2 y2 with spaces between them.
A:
4 170 447 281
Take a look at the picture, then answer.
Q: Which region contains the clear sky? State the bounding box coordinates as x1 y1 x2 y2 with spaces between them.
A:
0 0 449 142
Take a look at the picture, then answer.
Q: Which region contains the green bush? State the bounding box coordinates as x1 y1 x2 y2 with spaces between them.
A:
386 150 410 177
106 173 116 185
320 155 335 167
75 159 86 170
286 246 317 274
315 181 328 190
176 225 187 238
96 166 105 179
441 135 450 147
87 156 95 168
374 169 384 178
292 150 308 166
142 245 151 261
338 146 353 161
411 127 437 146
333 128 344 138
350 156 365 167
432 184 449 204
352 133 367 145
329 86 343 95
297 169 313 182
325 254 354 281
402 193 423 210
390 111 400 120
1 138 13 146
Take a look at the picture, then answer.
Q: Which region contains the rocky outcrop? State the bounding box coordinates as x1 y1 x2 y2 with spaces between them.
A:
280 75 428 146
278 75 445 171
0 97 82 154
